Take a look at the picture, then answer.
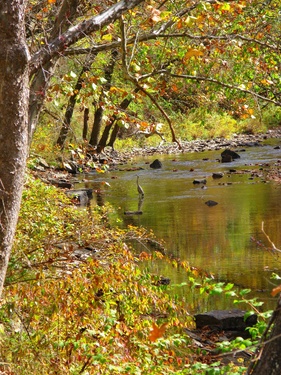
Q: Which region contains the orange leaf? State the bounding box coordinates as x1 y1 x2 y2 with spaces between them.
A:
171 84 178 92
95 168 105 173
177 19 183 29
139 251 151 260
184 49 204 59
149 323 168 342
271 285 281 297
48 0 56 3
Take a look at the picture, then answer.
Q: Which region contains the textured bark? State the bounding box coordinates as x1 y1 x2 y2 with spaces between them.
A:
0 0 30 296
28 0 80 142
89 50 118 146
98 88 139 151
247 298 281 375
107 123 119 148
83 107 89 140
0 0 145 298
90 106 104 147
56 54 96 148
29 0 144 142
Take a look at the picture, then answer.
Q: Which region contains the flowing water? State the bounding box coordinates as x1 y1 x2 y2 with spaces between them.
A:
80 139 281 313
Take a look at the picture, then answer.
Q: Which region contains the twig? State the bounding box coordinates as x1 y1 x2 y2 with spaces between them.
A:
261 221 281 253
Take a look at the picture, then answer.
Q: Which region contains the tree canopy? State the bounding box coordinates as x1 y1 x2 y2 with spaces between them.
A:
26 0 281 148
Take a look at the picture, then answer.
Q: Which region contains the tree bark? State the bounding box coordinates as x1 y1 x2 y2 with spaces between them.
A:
56 54 96 148
28 0 80 143
107 123 120 148
0 0 30 296
83 107 89 140
89 49 118 146
90 106 104 147
97 88 139 151
0 0 145 299
247 297 281 374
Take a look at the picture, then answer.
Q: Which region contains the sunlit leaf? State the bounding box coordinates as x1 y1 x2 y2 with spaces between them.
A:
184 49 204 59
95 168 105 173
102 34 112 41
148 322 167 342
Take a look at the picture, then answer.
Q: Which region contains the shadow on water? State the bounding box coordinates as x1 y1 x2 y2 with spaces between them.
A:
79 141 281 313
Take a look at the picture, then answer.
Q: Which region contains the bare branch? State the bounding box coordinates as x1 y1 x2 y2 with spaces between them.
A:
166 71 281 107
119 10 181 148
261 221 281 253
135 81 182 148
65 30 280 57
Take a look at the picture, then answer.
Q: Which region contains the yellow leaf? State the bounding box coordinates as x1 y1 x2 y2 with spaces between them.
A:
102 34 112 41
184 49 204 59
95 168 105 173
154 251 164 259
261 79 273 85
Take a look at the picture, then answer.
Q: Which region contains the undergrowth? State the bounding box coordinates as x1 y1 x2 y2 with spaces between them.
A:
0 175 272 374
31 104 281 156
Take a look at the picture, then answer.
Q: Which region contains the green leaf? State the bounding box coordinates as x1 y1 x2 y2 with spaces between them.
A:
240 289 251 296
225 291 236 297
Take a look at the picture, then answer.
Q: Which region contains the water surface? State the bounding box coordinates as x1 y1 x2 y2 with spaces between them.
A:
81 141 281 312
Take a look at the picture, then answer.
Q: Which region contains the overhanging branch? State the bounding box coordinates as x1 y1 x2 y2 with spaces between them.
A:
159 70 281 107
29 0 145 75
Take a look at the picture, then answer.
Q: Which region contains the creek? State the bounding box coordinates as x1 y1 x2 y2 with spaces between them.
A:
80 139 281 313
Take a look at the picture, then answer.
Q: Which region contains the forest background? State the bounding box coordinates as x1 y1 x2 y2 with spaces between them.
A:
0 0 281 374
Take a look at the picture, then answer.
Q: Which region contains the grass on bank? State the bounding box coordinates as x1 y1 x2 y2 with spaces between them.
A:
0 174 266 374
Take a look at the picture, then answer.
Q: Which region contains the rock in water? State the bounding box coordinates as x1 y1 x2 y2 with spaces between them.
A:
221 149 240 163
205 200 218 207
212 172 224 179
193 179 207 184
150 159 162 169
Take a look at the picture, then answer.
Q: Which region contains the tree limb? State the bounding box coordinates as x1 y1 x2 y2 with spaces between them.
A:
29 0 145 75
119 10 181 148
166 71 281 107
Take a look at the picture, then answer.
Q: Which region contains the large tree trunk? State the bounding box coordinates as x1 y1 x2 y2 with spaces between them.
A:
247 297 281 374
0 0 30 296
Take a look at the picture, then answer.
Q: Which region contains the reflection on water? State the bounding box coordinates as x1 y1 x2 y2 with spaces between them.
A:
81 141 281 313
